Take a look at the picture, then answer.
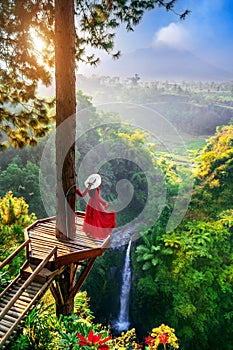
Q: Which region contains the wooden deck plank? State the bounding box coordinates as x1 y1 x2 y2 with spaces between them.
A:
30 241 62 253
29 232 85 252
73 232 106 245
27 250 46 258
74 231 105 245
29 230 100 252
29 240 57 252
29 239 70 255
29 227 93 247
30 226 100 249
29 247 66 261
30 247 59 258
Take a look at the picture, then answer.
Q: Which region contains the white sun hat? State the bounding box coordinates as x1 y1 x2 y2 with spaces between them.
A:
85 173 101 190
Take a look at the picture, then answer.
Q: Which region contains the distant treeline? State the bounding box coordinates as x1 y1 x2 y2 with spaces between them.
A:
76 75 233 136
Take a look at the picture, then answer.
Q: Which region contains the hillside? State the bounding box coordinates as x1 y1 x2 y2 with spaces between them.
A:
190 125 233 218
79 46 233 82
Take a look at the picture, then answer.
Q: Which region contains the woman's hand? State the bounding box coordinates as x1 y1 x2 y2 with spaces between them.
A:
104 202 109 210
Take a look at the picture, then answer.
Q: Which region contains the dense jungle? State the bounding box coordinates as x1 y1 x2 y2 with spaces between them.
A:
1 80 233 349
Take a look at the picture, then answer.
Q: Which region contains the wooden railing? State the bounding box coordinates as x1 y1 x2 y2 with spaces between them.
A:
0 239 31 271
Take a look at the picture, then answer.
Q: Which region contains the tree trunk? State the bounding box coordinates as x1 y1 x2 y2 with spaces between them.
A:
55 0 76 239
55 266 75 316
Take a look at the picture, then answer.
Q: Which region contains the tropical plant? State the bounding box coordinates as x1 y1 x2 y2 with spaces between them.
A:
111 328 142 349
136 229 161 271
145 324 179 350
76 328 112 349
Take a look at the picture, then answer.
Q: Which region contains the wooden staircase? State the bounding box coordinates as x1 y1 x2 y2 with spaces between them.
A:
0 212 111 348
0 244 58 349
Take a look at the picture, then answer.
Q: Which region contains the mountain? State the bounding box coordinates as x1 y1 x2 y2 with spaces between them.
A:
80 45 232 81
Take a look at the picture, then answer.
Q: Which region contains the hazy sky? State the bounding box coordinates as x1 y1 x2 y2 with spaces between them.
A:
79 0 233 77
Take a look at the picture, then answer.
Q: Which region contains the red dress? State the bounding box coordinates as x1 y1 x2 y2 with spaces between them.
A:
76 187 116 239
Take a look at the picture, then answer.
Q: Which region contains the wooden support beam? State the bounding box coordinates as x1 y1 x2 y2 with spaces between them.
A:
54 248 104 268
70 263 74 286
56 281 64 306
70 263 80 288
50 282 59 304
70 257 97 299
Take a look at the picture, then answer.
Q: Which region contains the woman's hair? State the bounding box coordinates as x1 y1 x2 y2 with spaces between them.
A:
88 188 96 197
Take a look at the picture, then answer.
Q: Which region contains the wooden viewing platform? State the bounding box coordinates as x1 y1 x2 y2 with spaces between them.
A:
25 211 110 268
0 211 110 349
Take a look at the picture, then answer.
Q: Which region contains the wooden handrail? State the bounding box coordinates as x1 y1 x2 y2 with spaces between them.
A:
0 246 57 321
0 239 31 271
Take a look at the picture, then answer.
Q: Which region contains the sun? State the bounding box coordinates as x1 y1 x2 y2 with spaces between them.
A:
30 28 45 51
33 34 45 52
30 28 46 61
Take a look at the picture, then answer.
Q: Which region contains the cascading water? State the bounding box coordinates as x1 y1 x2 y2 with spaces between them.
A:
114 240 132 332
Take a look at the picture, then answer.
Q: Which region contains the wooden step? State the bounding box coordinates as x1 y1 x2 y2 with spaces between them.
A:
0 309 21 319
0 318 14 329
21 264 53 283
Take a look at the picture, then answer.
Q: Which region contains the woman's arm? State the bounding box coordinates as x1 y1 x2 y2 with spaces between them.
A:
76 187 88 197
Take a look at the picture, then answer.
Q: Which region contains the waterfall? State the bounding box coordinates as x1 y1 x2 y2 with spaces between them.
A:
114 240 132 332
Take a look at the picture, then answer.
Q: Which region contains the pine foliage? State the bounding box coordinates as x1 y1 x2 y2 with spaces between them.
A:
0 0 55 149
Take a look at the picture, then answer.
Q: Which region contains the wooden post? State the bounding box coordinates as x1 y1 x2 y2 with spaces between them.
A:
54 265 75 316
70 257 97 299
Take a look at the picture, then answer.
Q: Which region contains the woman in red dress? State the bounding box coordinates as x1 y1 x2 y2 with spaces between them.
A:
76 174 116 239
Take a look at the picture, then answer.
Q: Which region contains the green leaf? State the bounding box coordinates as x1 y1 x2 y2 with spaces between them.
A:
143 253 154 261
136 245 149 254
152 258 159 266
162 248 174 255
151 245 161 252
142 261 152 270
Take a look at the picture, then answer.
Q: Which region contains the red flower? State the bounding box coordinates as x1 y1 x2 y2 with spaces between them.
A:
98 345 110 350
77 329 111 349
145 335 155 347
158 333 169 345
